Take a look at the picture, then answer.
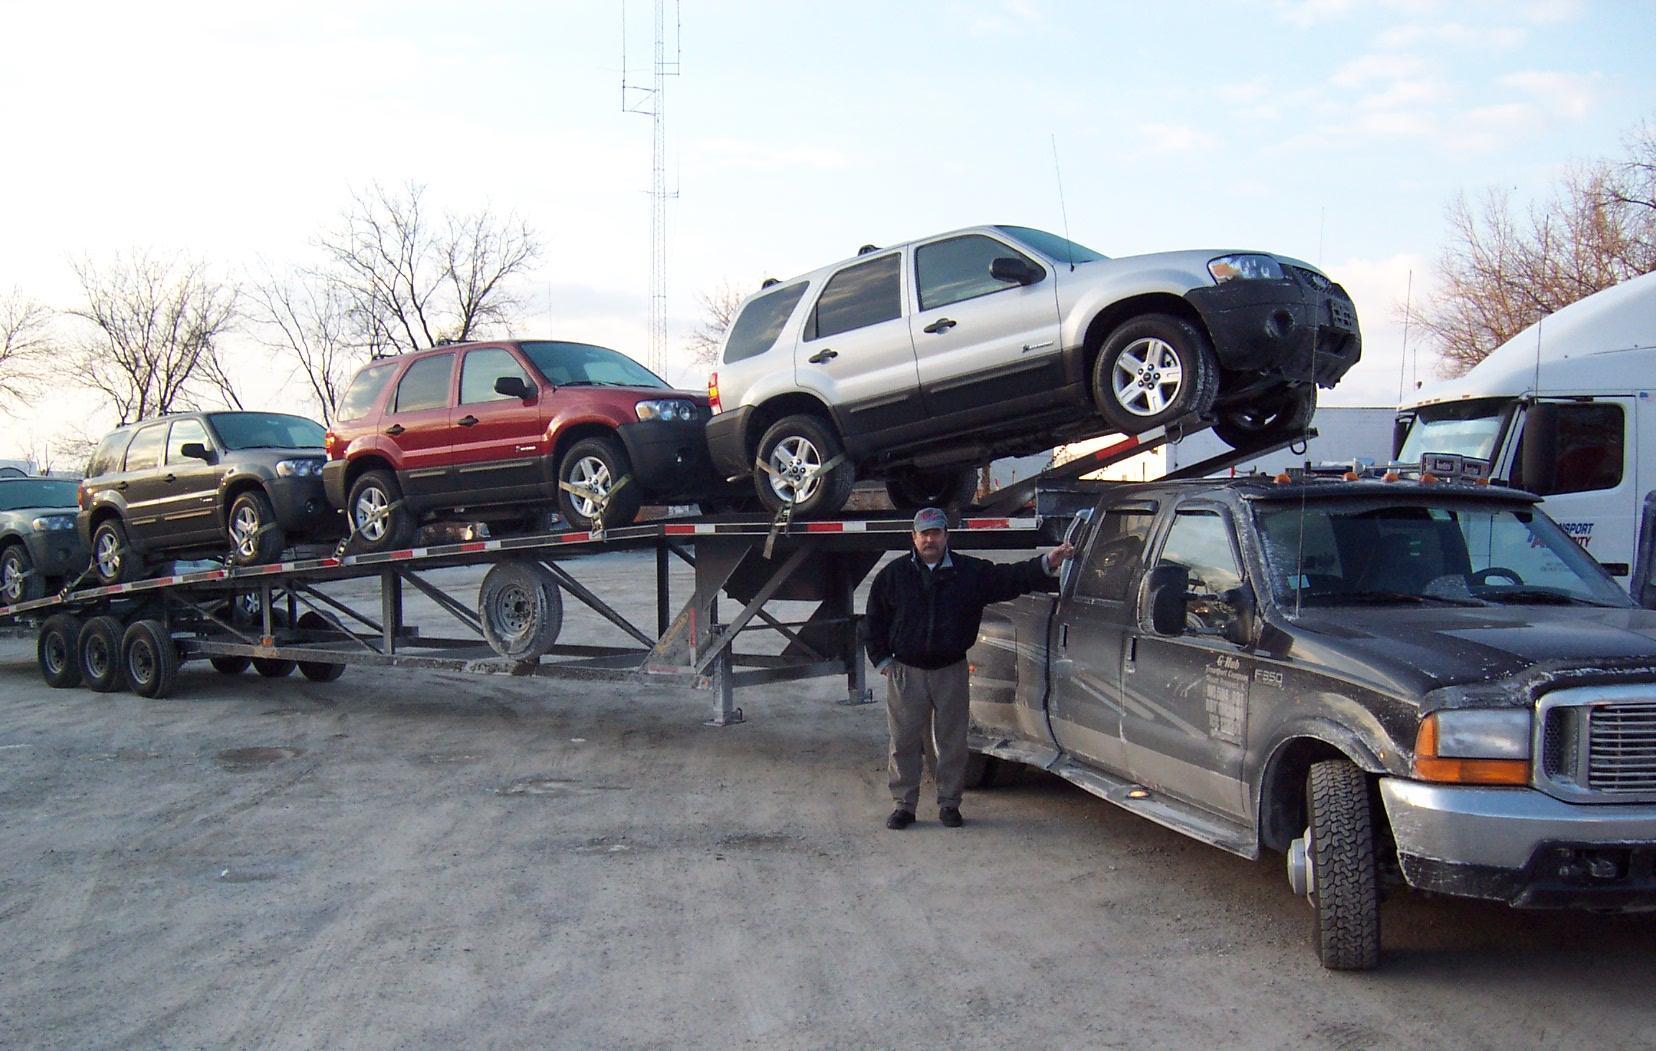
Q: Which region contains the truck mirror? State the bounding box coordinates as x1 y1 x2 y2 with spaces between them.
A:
1517 403 1559 494
494 376 534 400
1222 583 1258 647
989 257 1042 286
1142 563 1189 636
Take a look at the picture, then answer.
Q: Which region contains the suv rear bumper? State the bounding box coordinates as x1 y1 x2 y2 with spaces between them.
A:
1185 278 1360 388
704 408 753 482
1380 777 1656 910
616 420 722 500
322 460 349 512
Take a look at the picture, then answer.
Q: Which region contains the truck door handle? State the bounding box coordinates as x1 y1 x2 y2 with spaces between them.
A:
807 349 838 364
922 317 957 334
384 424 405 436
457 415 479 427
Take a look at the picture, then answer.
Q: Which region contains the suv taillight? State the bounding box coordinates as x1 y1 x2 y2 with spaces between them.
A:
708 372 721 415
76 483 88 510
324 429 341 459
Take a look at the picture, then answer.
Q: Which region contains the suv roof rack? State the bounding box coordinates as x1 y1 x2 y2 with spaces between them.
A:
856 244 880 256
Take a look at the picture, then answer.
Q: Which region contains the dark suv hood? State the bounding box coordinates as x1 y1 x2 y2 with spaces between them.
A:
1286 604 1656 696
236 446 327 461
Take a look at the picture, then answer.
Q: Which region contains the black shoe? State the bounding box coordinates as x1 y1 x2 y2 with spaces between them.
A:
885 808 916 830
939 806 964 828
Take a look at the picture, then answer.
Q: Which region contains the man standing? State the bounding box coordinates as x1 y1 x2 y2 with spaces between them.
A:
865 507 1075 829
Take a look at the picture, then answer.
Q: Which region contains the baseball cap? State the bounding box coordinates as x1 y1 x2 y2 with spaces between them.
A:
912 507 949 533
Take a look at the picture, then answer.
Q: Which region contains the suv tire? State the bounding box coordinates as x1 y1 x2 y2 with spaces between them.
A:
1 542 44 604
90 515 141 586
1092 314 1219 433
886 466 978 511
1213 384 1317 449
227 489 287 567
754 415 856 517
348 470 416 553
557 436 642 531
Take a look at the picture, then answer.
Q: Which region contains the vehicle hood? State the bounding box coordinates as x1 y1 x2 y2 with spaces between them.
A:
235 446 327 461
1286 603 1656 696
1 504 79 518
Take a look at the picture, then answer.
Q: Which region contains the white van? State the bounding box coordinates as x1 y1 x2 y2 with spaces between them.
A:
1395 270 1656 589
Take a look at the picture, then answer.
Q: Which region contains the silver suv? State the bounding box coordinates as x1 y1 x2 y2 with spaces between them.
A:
704 225 1360 515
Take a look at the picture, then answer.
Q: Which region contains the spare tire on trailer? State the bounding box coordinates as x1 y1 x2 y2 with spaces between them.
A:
477 560 564 662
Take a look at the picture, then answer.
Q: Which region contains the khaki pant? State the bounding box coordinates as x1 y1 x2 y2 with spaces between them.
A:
885 659 970 811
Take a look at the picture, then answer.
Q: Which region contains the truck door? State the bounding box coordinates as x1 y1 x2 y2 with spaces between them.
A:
794 252 922 443
1510 397 1639 583
1048 501 1159 773
1121 504 1252 820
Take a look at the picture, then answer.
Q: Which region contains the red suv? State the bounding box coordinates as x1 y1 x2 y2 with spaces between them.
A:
322 340 726 549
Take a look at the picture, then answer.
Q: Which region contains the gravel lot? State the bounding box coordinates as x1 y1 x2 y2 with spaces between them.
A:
2 550 1655 1049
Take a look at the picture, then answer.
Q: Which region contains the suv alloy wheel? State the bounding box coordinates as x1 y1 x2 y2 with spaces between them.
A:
753 415 856 517
1092 314 1220 433
556 436 643 531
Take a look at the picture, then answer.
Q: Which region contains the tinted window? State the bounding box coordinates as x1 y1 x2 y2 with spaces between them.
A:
1158 509 1244 633
460 348 531 405
725 282 808 364
1076 507 1156 601
1512 403 1624 496
166 418 211 464
337 362 397 421
86 431 133 479
0 479 80 511
122 424 167 472
807 254 901 341
519 342 669 389
996 226 1107 264
393 353 455 413
208 413 326 450
916 235 1038 311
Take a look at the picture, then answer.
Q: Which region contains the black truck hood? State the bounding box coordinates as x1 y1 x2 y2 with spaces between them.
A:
1285 604 1656 697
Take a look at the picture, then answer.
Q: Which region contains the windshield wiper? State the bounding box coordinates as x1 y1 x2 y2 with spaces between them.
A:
1480 588 1618 607
1308 590 1483 607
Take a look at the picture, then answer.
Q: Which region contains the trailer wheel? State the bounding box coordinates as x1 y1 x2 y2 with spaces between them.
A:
210 655 252 675
252 657 297 678
478 561 564 662
1213 384 1316 449
38 613 84 688
77 614 127 693
122 619 179 699
1092 314 1219 433
295 611 346 682
1302 758 1381 971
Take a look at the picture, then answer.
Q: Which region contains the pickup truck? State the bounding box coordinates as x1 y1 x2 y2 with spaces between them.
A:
966 470 1656 969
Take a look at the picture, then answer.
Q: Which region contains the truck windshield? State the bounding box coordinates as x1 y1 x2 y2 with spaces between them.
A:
0 479 79 511
1396 398 1507 462
1254 499 1632 609
208 413 326 450
519 341 669 390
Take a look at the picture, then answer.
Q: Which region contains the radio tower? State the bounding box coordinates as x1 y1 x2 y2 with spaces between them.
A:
622 1 680 377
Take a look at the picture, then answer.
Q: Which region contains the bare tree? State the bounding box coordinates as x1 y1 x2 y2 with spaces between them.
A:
685 280 750 368
245 271 365 425
0 289 54 407
317 182 539 354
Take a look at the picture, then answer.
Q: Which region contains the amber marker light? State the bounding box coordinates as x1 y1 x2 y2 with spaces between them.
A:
1413 712 1531 785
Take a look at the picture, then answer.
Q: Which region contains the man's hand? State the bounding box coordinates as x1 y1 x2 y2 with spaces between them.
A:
1045 541 1077 571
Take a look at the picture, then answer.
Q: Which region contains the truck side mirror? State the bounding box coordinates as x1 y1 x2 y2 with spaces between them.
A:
1141 563 1188 636
1221 582 1258 647
1516 403 1559 494
989 257 1042 286
178 442 214 462
494 376 534 400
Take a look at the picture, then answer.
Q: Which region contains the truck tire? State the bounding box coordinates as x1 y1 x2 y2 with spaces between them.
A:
253 657 297 678
478 560 564 662
210 655 252 675
295 610 346 682
227 489 288 567
1092 314 1219 434
754 414 855 517
90 515 141 586
886 466 979 511
1306 758 1381 970
78 614 127 693
1 542 44 604
1213 385 1316 449
556 435 642 531
38 613 83 688
347 470 416 553
122 619 179 699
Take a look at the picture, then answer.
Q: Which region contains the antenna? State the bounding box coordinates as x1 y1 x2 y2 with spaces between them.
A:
1050 134 1075 272
621 0 681 377
1398 269 1412 404
1317 207 1326 267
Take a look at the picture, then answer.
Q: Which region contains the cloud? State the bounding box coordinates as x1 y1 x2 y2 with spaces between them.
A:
966 0 1045 37
1520 0 1583 24
1377 22 1527 50
1329 52 1430 89
1133 123 1216 156
1272 0 1358 28
1498 70 1600 118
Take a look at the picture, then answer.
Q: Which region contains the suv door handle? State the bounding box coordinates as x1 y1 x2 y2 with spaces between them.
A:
116 481 129 491
164 473 176 483
922 317 957 334
806 349 838 364
385 424 406 436
457 415 479 427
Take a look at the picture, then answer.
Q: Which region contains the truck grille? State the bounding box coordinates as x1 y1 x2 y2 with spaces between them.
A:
1538 686 1656 802
1588 702 1656 793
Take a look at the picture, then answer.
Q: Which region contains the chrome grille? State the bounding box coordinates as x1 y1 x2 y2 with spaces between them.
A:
1588 702 1656 793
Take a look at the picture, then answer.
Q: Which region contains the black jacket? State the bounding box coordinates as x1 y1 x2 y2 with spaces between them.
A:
865 550 1056 670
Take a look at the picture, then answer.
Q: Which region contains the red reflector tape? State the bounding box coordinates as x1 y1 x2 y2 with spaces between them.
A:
962 518 1011 529
559 531 591 544
459 542 488 553
664 524 696 535
1090 435 1140 461
802 522 843 533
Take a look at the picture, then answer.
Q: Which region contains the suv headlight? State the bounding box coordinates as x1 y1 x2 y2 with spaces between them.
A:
1207 254 1284 284
635 399 699 423
31 515 76 531
275 459 324 477
1414 710 1531 785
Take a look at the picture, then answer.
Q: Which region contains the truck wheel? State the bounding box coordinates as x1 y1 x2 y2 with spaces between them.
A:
122 619 180 699
295 610 346 682
253 657 297 678
210 655 252 675
478 560 564 662
78 614 127 693
754 415 855 517
1 543 44 604
556 436 643 531
90 516 142 586
38 613 83 688
1302 758 1381 971
348 470 416 553
886 467 978 510
1213 385 1316 449
1092 314 1219 433
227 489 288 567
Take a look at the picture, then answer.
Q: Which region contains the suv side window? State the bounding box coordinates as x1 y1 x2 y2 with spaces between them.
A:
86 431 134 479
725 282 808 363
460 348 530 405
393 353 455 414
338 362 398 421
1076 504 1157 602
122 423 168 472
915 235 1040 311
1158 509 1244 633
165 418 211 464
805 254 901 341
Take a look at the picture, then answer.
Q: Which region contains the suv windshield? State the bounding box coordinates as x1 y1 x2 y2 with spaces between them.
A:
0 479 79 511
519 342 669 389
208 413 326 450
996 226 1107 264
1254 498 1631 609
1397 397 1508 462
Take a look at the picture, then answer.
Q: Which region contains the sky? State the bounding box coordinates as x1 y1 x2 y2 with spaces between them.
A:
1 0 1652 464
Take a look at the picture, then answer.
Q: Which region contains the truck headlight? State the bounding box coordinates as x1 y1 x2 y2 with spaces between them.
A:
1413 710 1531 785
635 399 698 423
1208 254 1285 284
31 515 76 531
276 459 323 477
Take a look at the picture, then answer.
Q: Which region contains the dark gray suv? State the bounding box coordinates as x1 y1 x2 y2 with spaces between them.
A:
77 411 341 584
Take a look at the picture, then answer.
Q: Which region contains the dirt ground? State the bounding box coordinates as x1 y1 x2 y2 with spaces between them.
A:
3 551 1655 1049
